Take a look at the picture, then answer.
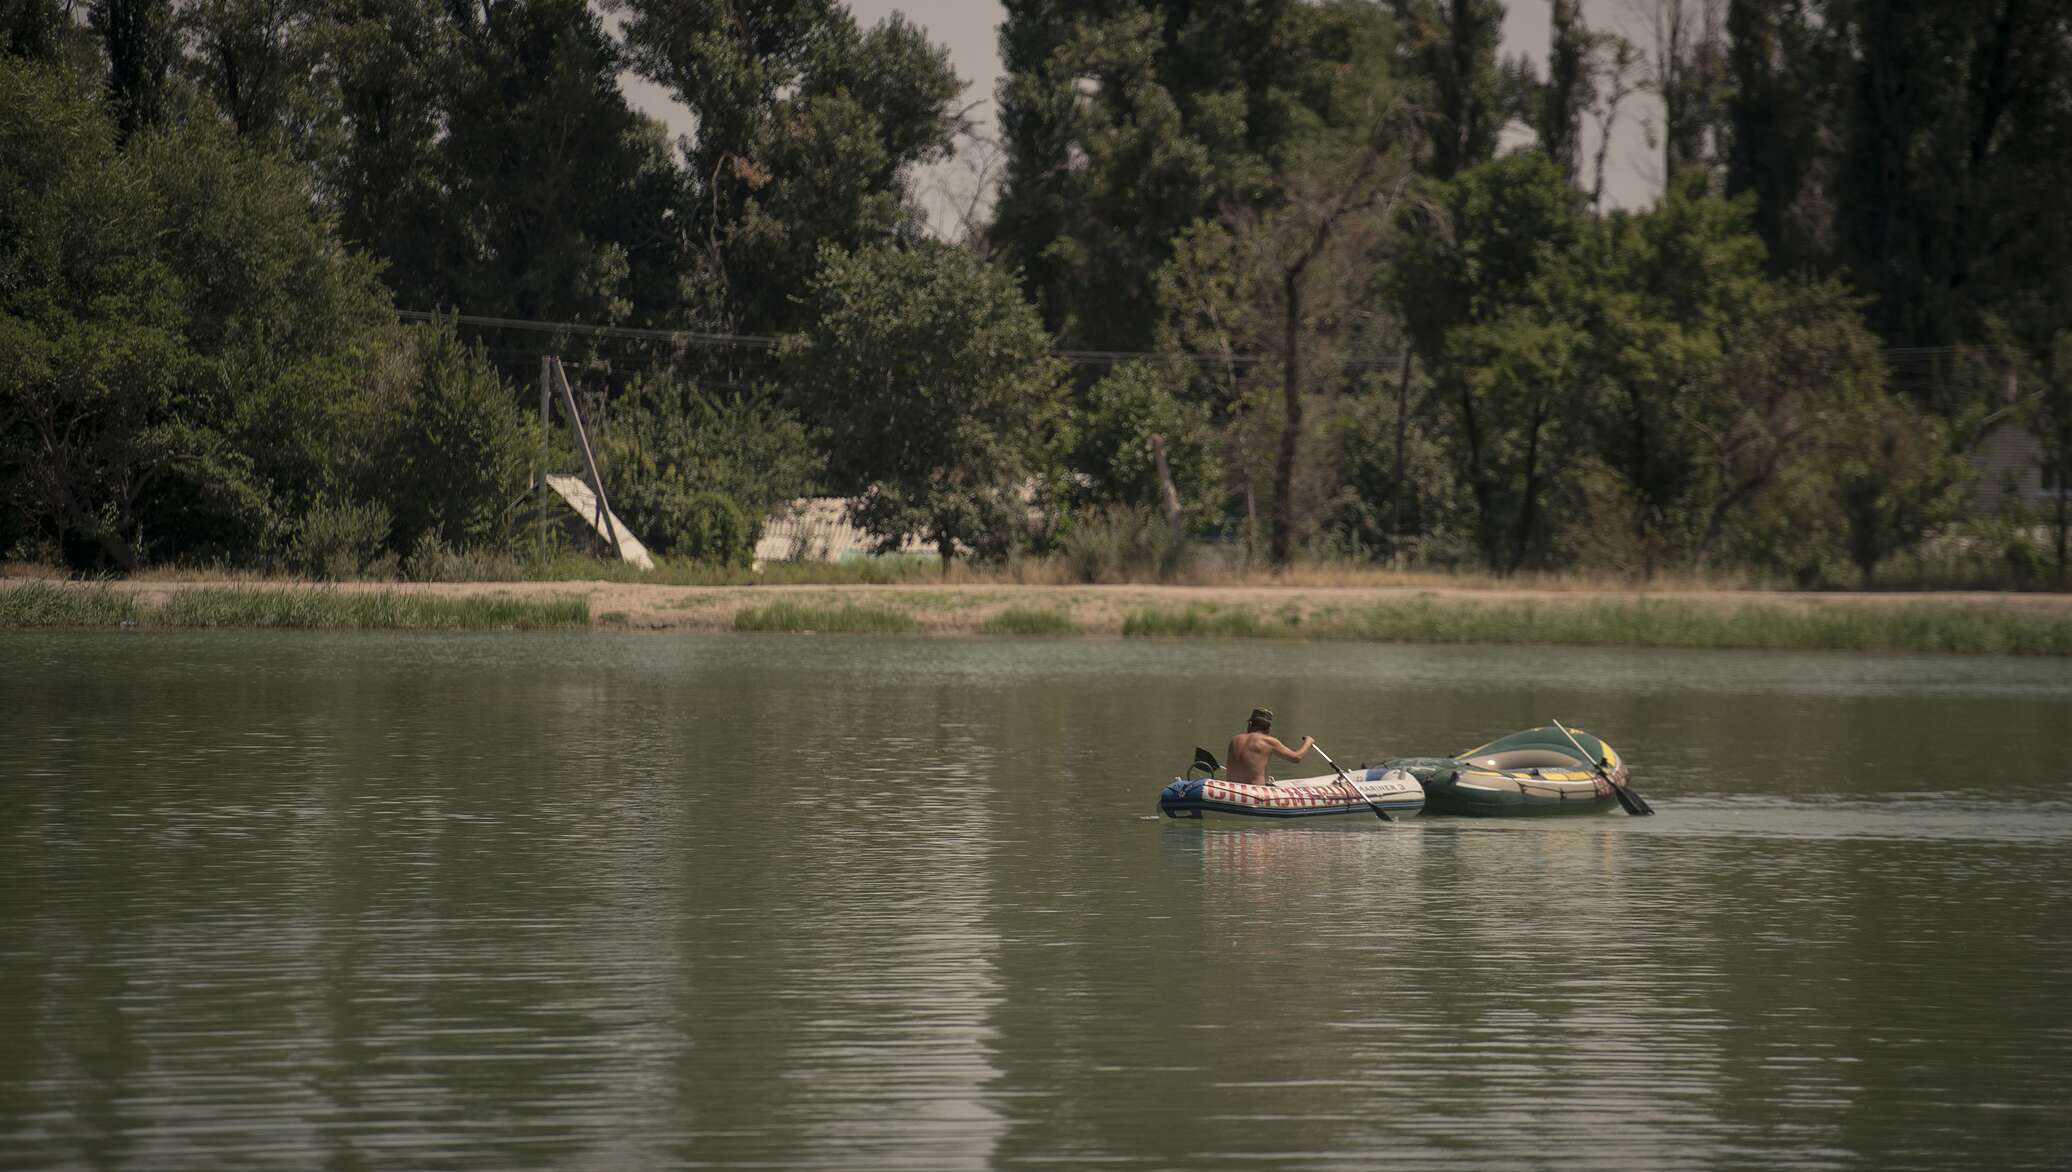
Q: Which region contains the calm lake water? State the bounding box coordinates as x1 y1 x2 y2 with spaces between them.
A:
3 631 2070 1170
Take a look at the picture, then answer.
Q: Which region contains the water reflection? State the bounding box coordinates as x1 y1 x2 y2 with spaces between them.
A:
1 632 2068 1169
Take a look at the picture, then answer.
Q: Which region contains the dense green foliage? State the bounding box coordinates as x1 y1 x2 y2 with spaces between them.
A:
0 59 531 572
732 599 918 634
5 4 2070 585
0 582 587 629
783 242 1069 565
599 378 818 564
1119 596 2072 655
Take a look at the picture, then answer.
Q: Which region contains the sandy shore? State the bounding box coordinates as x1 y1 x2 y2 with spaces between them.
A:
25 577 2072 635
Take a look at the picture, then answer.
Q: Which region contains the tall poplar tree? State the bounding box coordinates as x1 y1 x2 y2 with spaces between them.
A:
1388 0 1510 181
995 0 1392 353
616 0 962 332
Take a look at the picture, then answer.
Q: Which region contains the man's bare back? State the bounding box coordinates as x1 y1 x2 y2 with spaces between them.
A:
1226 708 1315 785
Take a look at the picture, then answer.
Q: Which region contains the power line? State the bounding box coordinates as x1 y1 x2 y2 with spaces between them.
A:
400 308 1413 370
395 309 780 349
401 307 2011 375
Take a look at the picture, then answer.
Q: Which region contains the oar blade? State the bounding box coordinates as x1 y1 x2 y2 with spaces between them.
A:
1551 718 1654 817
1612 781 1654 816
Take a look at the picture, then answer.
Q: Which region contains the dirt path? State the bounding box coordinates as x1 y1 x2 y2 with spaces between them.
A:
35 577 2072 635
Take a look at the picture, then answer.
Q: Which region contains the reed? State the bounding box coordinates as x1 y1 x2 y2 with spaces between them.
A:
1122 597 2072 655
0 583 141 627
151 588 588 631
979 606 1079 636
733 599 918 634
1121 604 1272 639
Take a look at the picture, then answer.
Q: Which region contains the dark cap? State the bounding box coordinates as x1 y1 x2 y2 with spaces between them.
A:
1248 707 1274 727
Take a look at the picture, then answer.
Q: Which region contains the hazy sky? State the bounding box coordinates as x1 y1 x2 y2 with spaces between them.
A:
622 1 1663 230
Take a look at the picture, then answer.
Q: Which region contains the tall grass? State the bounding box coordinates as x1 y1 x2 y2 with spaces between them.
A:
0 583 140 627
155 588 588 631
0 584 586 631
733 599 918 633
1123 598 2072 655
979 606 1079 636
1060 506 1190 583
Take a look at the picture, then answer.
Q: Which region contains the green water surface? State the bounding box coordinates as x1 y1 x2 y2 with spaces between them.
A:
2 633 2068 1169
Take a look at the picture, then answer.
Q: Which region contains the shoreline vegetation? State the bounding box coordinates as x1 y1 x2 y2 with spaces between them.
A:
0 582 588 632
6 572 2072 655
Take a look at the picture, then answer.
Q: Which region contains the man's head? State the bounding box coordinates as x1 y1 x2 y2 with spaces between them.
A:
1247 706 1273 732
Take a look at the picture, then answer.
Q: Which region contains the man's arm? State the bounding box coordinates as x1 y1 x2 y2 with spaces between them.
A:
1271 735 1315 762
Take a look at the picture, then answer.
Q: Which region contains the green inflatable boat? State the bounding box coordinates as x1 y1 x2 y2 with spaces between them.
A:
1385 726 1636 817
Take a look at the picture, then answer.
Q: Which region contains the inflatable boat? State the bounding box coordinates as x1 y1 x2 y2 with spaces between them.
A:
1385 726 1631 816
1157 726 1641 822
1158 767 1425 822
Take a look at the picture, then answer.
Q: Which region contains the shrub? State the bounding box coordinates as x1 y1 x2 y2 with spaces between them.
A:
366 324 536 556
733 600 917 633
292 499 393 580
672 492 752 566
980 606 1077 635
1060 505 1190 582
600 377 820 560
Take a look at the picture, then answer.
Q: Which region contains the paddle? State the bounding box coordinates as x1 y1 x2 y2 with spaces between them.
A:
1312 742 1393 822
1190 747 1222 777
1552 719 1653 816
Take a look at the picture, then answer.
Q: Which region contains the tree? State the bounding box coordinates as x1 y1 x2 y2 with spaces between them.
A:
782 243 1068 566
1067 360 1217 521
363 324 536 555
2006 331 2072 585
1538 0 1588 184
1577 173 1769 574
325 0 455 308
1257 133 1415 566
1837 0 2072 354
0 57 398 569
315 0 677 328
616 0 962 333
1583 27 1643 211
1389 0 1513 181
599 378 821 562
88 0 177 136
1834 399 1968 587
1722 0 1835 275
2 0 70 61
179 0 335 158
1395 153 1592 572
1691 280 1885 569
1631 0 1728 184
2 60 208 568
994 0 1393 351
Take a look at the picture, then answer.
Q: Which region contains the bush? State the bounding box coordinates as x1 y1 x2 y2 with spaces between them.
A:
733 600 918 633
366 324 536 556
600 377 820 561
981 606 1078 635
672 492 752 566
1060 505 1190 582
1068 361 1218 517
292 499 393 580
403 533 532 583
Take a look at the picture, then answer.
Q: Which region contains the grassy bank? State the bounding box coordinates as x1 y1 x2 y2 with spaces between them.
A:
0 583 587 631
1120 598 2072 655
732 599 918 633
10 578 2071 654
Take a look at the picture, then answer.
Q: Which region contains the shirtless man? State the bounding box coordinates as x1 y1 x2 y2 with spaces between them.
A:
1225 707 1315 786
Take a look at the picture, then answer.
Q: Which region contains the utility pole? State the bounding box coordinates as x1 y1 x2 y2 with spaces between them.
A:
539 355 551 550
1393 351 1413 570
